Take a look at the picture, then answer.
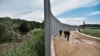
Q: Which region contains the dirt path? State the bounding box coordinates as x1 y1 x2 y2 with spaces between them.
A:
53 31 100 56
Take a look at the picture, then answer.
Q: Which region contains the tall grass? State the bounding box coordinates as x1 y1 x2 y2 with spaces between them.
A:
1 29 44 56
82 29 100 37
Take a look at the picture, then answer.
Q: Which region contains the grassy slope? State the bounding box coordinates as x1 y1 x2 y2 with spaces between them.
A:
0 29 44 56
82 29 100 37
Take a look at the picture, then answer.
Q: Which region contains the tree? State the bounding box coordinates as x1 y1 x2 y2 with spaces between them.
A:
40 20 44 29
19 21 31 35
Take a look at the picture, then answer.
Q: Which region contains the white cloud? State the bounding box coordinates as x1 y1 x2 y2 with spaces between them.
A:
0 0 99 23
86 21 100 24
58 17 87 25
19 10 44 22
87 11 100 16
0 10 20 17
0 0 44 22
51 0 100 16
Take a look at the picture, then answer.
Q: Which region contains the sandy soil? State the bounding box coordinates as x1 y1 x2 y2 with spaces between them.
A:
54 31 100 56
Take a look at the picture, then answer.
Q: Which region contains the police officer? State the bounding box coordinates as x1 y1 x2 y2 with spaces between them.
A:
66 30 70 41
59 30 62 37
64 31 67 38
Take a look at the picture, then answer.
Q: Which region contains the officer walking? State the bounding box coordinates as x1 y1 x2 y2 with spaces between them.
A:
66 30 70 41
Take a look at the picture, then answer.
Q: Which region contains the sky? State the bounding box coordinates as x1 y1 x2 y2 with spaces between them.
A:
0 0 100 25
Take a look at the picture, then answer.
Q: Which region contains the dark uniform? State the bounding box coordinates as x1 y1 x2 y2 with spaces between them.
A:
59 30 62 37
66 31 70 41
64 31 67 38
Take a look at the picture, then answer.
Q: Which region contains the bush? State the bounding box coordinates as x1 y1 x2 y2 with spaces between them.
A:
0 24 14 43
1 29 45 56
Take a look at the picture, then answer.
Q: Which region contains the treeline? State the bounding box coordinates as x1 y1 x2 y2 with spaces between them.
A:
79 24 100 29
0 17 44 43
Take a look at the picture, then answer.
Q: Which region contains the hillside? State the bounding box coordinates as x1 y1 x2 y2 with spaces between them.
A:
0 17 44 43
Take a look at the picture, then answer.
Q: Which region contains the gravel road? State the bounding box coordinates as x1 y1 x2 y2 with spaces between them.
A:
54 31 100 56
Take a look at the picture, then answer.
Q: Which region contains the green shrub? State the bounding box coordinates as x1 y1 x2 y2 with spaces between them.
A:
1 29 45 56
0 24 14 43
